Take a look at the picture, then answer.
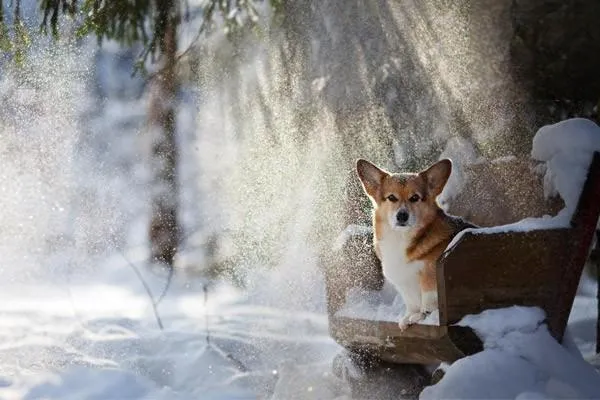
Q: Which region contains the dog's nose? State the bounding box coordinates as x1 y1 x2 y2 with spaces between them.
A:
396 210 409 224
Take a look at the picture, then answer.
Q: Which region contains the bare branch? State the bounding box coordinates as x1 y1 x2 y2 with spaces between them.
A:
120 251 164 330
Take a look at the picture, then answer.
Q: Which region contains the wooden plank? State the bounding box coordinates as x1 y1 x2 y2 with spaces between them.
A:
378 326 482 364
437 229 570 337
554 152 600 340
332 316 448 341
378 337 463 364
330 316 482 364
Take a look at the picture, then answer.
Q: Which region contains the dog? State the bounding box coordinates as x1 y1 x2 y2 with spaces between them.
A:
356 158 475 330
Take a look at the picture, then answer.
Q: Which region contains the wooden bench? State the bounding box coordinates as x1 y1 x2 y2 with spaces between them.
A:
325 152 600 365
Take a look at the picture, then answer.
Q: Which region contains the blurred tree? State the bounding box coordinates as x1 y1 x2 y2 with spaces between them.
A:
145 0 180 268
0 0 280 268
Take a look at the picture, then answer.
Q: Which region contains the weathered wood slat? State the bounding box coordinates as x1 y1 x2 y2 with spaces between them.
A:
437 229 570 336
332 316 447 340
331 316 482 363
555 152 600 339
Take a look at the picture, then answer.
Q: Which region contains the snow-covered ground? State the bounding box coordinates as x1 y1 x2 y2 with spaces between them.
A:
0 278 344 400
0 37 348 400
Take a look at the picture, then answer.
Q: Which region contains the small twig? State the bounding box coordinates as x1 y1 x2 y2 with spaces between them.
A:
56 265 84 329
203 282 249 372
204 283 210 345
120 251 164 330
213 341 249 373
141 13 209 84
155 264 173 306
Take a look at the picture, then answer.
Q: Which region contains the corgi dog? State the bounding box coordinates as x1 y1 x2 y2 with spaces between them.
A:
356 158 475 330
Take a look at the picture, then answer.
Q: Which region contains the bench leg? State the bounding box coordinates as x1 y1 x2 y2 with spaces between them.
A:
332 349 429 399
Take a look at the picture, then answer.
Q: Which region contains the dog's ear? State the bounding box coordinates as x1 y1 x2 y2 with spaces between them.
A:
420 159 452 198
356 159 388 199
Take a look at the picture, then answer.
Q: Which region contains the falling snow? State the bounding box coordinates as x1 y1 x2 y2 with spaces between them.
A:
0 2 599 400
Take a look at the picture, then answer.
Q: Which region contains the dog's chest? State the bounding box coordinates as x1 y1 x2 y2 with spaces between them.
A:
377 230 424 284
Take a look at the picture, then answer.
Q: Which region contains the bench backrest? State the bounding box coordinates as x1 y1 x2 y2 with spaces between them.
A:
438 152 600 340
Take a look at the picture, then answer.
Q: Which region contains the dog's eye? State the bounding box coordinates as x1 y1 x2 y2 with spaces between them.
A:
386 194 398 202
409 194 420 203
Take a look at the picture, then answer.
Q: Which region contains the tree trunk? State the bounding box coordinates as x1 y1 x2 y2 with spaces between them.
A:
148 2 179 267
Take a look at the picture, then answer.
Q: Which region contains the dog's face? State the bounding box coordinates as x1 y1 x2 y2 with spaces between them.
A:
356 159 452 230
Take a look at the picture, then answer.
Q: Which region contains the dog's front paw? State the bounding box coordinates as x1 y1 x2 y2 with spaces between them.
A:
398 312 425 331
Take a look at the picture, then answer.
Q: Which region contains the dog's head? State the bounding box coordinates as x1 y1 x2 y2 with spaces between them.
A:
356 159 452 230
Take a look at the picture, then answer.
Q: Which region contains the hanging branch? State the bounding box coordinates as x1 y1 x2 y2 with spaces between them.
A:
0 0 11 52
39 0 77 37
34 0 278 74
13 0 31 64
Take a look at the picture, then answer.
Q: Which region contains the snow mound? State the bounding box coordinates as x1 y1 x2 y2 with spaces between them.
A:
532 118 600 218
457 306 546 345
422 306 600 399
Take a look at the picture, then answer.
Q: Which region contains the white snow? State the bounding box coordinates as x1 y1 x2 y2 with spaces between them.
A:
532 118 600 218
2 368 180 400
0 34 350 400
457 306 546 342
423 306 600 399
446 215 568 250
0 279 344 400
335 286 440 326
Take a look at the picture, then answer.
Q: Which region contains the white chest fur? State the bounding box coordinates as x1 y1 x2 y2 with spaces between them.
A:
377 228 425 313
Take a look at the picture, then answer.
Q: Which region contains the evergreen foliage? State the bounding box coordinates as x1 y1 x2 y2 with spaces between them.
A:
1 0 31 65
1 0 281 69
